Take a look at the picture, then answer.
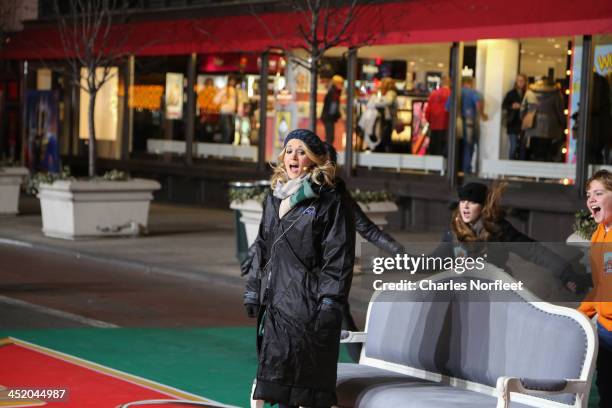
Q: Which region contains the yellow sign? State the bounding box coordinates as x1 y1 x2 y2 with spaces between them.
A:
596 52 612 74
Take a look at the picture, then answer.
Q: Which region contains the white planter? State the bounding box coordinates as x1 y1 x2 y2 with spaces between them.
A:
38 178 161 239
355 201 399 257
0 167 29 215
566 232 590 244
230 199 264 246
230 199 399 257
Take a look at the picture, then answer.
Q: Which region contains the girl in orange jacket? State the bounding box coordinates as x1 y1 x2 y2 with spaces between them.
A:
578 169 612 408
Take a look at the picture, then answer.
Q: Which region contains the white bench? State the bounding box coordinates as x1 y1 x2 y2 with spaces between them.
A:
337 266 597 408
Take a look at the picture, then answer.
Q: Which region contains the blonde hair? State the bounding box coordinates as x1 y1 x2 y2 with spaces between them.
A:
451 182 507 242
586 169 612 192
380 77 395 94
332 75 344 86
270 141 336 189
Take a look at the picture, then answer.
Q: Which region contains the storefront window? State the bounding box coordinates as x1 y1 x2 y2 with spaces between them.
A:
261 53 288 163
330 43 452 174
476 36 580 184
131 56 188 159
589 34 612 174
78 66 125 161
192 53 261 163
23 64 70 172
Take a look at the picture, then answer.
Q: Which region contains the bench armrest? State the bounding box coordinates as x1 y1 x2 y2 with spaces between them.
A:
495 377 588 408
340 330 367 343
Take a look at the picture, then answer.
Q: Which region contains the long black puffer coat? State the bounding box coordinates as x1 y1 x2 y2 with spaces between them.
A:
244 183 355 407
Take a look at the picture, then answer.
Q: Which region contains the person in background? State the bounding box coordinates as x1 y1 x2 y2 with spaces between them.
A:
374 77 398 153
423 182 587 293
445 76 488 174
576 170 612 408
321 75 344 145
502 73 528 160
197 78 220 141
425 76 451 156
520 77 565 162
214 76 238 144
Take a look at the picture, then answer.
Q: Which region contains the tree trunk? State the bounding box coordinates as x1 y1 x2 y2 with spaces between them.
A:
309 52 318 132
88 90 97 178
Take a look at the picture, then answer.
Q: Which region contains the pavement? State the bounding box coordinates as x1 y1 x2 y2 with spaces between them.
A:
0 196 441 314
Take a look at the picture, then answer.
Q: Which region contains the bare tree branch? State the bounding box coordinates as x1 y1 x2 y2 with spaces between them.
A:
54 0 132 177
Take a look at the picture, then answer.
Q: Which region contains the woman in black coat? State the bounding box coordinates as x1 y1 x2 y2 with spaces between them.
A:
244 129 355 408
427 182 587 291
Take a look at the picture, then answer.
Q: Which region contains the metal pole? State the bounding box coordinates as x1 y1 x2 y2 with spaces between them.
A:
343 47 357 179
576 35 593 197
121 55 134 161
185 53 196 166
447 42 463 189
257 51 269 173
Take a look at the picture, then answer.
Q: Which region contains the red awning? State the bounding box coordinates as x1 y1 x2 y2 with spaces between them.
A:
3 0 612 60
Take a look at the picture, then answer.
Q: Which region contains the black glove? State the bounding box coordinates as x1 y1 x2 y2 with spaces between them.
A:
316 299 342 331
560 265 592 295
567 273 592 295
245 303 259 318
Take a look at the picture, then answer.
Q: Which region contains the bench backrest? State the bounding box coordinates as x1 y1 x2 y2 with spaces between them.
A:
363 272 591 405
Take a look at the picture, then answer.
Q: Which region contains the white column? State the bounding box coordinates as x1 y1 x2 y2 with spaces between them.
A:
476 39 520 173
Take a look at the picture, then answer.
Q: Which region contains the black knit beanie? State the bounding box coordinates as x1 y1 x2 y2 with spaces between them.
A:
283 129 326 156
457 182 488 205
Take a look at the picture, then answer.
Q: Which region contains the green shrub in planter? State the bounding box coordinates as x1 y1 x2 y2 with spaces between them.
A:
229 186 268 204
573 209 597 240
27 167 130 196
0 158 19 167
350 189 393 204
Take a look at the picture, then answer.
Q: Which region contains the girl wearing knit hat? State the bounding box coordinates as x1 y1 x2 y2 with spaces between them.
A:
244 129 355 408
425 182 586 292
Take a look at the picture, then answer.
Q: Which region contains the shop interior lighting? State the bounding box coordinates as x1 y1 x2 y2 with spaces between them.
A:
554 44 561 49
564 109 569 115
566 69 571 75
564 129 569 135
562 147 568 154
565 89 570 95
563 178 570 186
567 50 573 55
